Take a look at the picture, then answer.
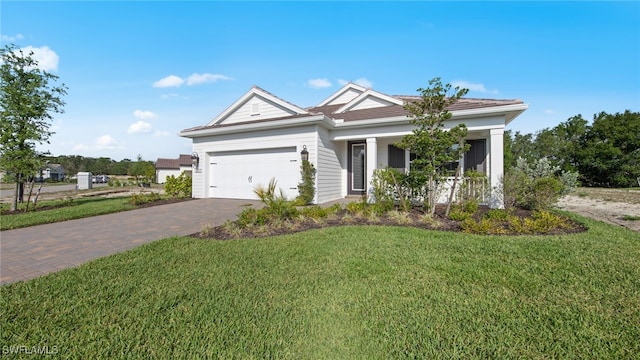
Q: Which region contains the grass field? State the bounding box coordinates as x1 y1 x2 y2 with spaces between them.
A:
0 196 138 230
1 217 638 359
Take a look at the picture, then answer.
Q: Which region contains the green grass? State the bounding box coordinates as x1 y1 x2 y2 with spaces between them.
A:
2 217 639 359
0 197 138 230
623 215 640 221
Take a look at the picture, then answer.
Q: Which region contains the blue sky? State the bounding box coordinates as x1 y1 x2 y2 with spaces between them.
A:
2 1 639 161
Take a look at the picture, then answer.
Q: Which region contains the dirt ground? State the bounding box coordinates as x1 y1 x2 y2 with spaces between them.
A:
556 188 640 232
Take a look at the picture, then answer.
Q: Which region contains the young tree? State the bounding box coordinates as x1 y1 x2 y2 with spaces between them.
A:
396 77 469 215
0 44 67 211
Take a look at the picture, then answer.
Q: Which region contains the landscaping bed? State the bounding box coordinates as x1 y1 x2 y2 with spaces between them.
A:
194 204 587 240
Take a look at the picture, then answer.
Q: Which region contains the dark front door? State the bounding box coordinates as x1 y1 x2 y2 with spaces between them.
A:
348 141 366 195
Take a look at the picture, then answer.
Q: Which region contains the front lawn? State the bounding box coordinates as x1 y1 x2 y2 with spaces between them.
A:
1 218 639 358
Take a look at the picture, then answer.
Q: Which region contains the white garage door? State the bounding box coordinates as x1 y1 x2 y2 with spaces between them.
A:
209 147 300 200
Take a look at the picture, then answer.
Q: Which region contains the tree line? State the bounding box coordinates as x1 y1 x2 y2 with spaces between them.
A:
43 154 155 179
504 110 640 188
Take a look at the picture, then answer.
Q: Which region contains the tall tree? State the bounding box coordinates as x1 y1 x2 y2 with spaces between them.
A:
396 77 469 215
0 44 67 211
576 110 640 187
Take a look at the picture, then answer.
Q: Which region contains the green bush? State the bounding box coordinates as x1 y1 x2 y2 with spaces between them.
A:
301 205 328 219
129 192 161 205
236 207 268 228
460 218 504 234
164 171 192 198
345 201 367 215
448 206 472 221
507 211 569 234
503 157 578 210
296 160 316 205
484 209 510 221
254 178 299 220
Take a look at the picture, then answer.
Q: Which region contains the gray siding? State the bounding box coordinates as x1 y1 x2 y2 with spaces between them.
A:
316 126 344 203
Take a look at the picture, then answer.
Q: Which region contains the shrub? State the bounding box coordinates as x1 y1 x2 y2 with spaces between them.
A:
129 192 161 205
460 217 507 235
301 205 328 219
507 211 569 234
448 207 472 221
503 157 578 210
345 201 366 215
164 171 192 198
254 178 299 220
484 209 510 221
236 207 267 228
296 160 316 205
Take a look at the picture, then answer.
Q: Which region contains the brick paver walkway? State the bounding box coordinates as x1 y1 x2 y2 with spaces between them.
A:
0 198 259 285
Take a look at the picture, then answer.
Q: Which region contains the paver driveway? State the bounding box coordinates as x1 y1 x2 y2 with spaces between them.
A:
0 198 259 285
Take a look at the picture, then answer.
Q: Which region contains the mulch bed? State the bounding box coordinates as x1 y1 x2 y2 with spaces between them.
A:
193 205 588 241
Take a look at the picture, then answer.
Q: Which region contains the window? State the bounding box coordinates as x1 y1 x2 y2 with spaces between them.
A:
388 145 405 169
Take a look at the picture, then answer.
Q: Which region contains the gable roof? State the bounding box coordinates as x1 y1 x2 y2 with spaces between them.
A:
181 84 528 137
316 82 368 107
208 85 309 126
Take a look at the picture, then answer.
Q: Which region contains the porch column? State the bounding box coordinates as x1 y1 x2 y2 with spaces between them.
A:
366 137 377 202
488 128 504 208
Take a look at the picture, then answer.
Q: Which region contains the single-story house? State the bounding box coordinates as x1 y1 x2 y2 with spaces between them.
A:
179 83 528 207
155 154 193 184
40 164 65 181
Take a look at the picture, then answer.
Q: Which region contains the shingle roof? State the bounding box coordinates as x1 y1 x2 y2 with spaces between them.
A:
156 154 192 169
182 87 525 133
306 97 525 122
178 154 192 167
155 158 180 170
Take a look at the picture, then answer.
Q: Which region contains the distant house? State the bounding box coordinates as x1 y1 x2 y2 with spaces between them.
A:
40 164 65 181
155 154 192 184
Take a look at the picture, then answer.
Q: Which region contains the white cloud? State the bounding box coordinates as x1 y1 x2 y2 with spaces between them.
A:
1 33 24 42
153 130 171 137
353 77 373 88
544 109 555 114
153 73 232 88
451 80 499 95
153 75 184 88
17 46 60 72
186 73 232 86
337 78 373 88
72 143 90 152
128 121 152 134
133 110 158 120
96 135 120 149
307 78 332 89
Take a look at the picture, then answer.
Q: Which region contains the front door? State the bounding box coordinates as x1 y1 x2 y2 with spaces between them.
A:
348 141 366 195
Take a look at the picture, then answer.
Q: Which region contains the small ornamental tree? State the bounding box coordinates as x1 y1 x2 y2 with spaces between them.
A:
296 159 316 205
0 44 67 211
396 78 469 216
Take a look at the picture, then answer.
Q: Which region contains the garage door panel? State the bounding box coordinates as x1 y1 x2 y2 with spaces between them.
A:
209 147 300 200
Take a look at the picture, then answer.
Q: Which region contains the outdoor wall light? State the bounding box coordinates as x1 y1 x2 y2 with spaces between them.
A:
300 145 309 161
191 152 200 168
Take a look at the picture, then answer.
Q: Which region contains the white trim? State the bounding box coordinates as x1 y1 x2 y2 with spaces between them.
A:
181 114 330 138
316 82 367 106
335 89 404 113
